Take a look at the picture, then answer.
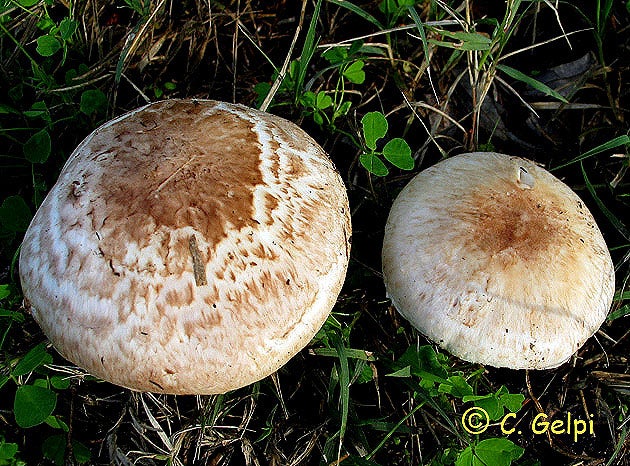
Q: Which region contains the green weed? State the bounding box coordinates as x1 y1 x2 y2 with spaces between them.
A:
0 435 23 466
360 111 414 176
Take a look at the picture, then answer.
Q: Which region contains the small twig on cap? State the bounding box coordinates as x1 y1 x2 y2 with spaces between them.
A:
189 235 208 286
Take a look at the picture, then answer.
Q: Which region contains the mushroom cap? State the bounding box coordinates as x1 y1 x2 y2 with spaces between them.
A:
382 152 615 369
19 99 351 394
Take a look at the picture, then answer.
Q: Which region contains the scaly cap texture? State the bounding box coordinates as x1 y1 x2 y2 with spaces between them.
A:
20 99 351 394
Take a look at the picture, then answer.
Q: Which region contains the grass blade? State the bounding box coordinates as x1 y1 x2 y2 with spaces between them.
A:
408 6 439 103
327 0 384 30
605 424 628 466
552 135 630 170
295 0 323 98
581 161 630 241
333 334 350 462
497 64 569 103
311 347 375 360
428 30 492 50
607 304 630 322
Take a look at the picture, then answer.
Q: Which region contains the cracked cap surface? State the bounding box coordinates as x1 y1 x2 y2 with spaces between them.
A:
19 99 351 394
382 152 614 369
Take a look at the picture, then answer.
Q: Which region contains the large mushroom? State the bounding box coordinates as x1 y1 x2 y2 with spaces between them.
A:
19 99 351 394
382 152 615 369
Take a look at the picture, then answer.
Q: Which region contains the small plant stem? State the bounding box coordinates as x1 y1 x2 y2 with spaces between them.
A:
232 0 241 103
366 401 426 460
259 0 308 111
64 383 77 466
0 22 40 70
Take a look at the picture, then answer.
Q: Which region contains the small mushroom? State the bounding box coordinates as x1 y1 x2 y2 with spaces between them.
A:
19 99 351 394
382 152 615 369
